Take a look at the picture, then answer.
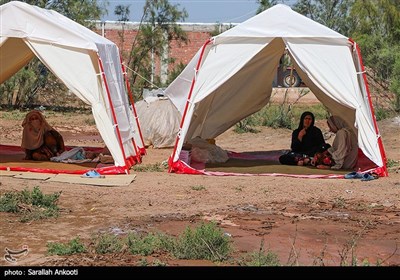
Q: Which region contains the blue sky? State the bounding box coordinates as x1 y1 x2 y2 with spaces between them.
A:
101 0 296 23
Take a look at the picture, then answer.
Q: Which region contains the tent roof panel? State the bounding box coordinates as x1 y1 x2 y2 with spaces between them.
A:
216 4 347 45
0 1 112 51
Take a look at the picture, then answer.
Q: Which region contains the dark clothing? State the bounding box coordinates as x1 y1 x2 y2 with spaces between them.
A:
279 127 325 165
279 111 325 166
279 151 305 166
290 126 325 156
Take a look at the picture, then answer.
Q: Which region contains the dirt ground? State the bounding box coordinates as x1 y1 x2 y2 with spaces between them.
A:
0 107 399 267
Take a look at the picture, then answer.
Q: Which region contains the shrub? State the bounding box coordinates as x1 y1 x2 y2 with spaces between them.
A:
0 186 60 222
47 237 87 255
170 221 231 261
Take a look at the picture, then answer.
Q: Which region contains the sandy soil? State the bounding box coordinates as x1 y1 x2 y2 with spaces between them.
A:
0 108 399 267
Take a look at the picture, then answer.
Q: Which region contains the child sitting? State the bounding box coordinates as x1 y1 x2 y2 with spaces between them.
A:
310 149 335 167
297 143 335 168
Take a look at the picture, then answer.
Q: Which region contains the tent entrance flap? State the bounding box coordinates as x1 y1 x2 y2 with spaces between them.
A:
121 60 146 159
98 55 129 172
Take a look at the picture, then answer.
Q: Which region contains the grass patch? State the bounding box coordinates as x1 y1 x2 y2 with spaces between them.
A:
332 197 347 209
125 222 232 262
0 186 61 222
0 110 27 120
169 221 232 261
84 117 96 126
234 119 261 133
40 220 395 266
234 185 244 192
126 232 168 256
137 258 167 266
190 185 206 191
238 240 280 266
92 232 124 254
387 158 399 169
234 103 329 132
47 237 87 256
0 109 93 126
132 162 167 172
41 221 231 263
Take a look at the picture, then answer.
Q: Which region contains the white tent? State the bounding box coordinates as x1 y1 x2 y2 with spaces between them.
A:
165 4 388 176
0 1 145 174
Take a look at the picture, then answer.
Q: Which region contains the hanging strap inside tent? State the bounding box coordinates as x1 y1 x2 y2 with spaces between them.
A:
98 55 129 173
349 38 388 177
120 57 146 160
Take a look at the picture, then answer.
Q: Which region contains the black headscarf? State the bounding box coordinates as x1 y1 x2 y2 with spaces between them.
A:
297 111 315 130
290 111 325 156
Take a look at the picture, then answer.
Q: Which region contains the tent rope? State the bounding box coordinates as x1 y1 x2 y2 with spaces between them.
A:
123 63 163 92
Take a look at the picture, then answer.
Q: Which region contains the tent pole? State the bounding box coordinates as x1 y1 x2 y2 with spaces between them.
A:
98 55 129 173
120 56 146 161
169 38 213 172
349 39 388 177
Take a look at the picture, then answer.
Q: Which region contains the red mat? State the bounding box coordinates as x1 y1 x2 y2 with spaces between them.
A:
0 145 125 175
171 149 380 178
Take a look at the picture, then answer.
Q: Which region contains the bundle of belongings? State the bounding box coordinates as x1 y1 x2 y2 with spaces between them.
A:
135 90 181 148
50 147 114 164
183 137 229 164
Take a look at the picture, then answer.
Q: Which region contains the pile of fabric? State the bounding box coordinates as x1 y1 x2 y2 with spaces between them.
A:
187 137 229 164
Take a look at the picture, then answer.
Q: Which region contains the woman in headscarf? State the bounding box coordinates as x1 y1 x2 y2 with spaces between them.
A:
279 111 326 165
319 115 358 170
21 110 65 161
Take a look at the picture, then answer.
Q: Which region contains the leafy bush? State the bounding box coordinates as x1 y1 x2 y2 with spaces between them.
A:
170 221 231 261
234 103 329 132
0 186 60 222
47 237 87 255
93 233 124 254
126 232 166 256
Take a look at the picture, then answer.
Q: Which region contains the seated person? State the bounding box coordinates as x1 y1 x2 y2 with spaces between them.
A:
21 110 65 161
279 111 326 165
316 115 358 170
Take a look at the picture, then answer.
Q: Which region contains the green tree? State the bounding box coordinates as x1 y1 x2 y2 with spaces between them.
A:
257 0 277 14
293 0 355 35
126 0 188 99
0 0 106 107
114 4 131 57
292 0 400 113
350 0 400 112
115 4 130 22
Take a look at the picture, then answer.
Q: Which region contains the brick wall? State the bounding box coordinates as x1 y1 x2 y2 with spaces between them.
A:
95 22 233 81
